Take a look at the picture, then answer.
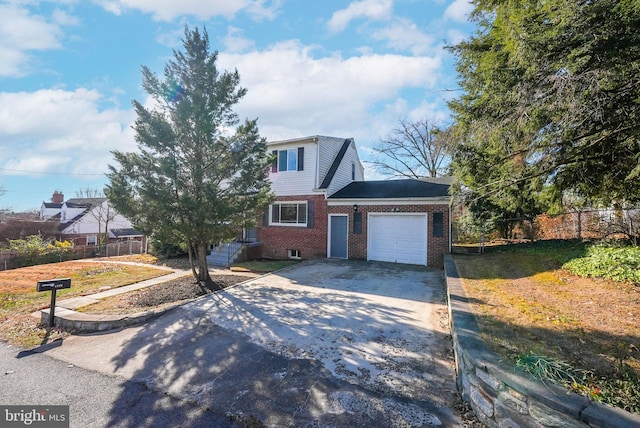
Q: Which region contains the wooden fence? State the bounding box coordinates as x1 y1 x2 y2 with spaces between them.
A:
0 240 146 271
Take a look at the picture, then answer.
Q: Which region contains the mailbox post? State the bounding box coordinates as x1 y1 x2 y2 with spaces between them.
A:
36 278 71 327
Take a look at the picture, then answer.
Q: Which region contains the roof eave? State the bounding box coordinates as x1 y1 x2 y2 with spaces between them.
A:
327 196 451 205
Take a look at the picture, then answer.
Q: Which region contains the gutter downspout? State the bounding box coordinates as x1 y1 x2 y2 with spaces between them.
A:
314 136 320 189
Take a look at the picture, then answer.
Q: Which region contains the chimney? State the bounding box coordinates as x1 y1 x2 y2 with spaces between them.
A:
52 191 64 204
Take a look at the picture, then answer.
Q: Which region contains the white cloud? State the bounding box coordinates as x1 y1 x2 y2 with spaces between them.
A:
371 18 435 55
446 28 467 45
219 40 442 143
444 0 473 23
0 4 69 76
222 26 255 53
327 0 392 33
96 0 280 21
0 89 135 176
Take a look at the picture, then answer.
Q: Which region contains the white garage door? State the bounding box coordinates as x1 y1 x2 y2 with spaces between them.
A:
368 214 427 265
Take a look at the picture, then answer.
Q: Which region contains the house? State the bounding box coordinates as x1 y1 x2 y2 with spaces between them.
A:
39 192 145 248
257 135 452 268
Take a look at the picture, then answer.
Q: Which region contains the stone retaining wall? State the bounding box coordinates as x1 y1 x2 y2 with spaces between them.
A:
39 307 172 332
444 255 640 428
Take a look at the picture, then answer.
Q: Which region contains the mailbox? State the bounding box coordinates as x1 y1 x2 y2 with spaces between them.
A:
36 278 71 327
36 278 71 292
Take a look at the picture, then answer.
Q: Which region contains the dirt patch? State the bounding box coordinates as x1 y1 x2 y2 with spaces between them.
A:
79 274 256 315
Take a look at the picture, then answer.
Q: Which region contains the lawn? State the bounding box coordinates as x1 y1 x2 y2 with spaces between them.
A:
0 260 171 347
453 240 640 413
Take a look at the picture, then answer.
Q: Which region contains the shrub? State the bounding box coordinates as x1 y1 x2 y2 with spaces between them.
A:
563 244 640 283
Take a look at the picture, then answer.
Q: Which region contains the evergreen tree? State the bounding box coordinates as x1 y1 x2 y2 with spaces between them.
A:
106 26 272 289
450 0 640 218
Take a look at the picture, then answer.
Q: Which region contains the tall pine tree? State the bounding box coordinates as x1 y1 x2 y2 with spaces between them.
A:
450 0 640 217
107 26 272 289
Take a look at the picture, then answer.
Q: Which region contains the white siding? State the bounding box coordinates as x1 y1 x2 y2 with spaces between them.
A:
60 206 85 223
60 201 133 234
268 141 318 196
317 136 349 186
326 141 365 196
40 205 60 220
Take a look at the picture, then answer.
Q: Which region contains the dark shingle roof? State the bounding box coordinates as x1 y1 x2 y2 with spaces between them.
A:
65 197 106 208
328 179 451 199
110 228 143 238
42 202 63 209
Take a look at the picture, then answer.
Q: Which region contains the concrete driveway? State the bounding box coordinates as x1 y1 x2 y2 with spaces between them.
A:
45 259 461 427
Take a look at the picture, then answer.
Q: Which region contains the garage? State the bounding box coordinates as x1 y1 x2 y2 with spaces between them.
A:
368 213 427 265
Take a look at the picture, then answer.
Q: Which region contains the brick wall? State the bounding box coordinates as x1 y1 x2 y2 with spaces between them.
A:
327 204 450 268
258 197 450 268
258 195 328 260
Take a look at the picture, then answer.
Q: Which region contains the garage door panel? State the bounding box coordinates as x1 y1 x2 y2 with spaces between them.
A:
368 214 427 266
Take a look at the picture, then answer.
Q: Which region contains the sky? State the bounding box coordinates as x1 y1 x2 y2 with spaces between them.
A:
0 0 475 212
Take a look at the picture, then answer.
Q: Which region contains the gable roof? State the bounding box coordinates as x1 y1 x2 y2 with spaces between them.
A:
328 178 451 199
318 138 352 189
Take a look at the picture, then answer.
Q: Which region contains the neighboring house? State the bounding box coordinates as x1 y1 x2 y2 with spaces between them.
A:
257 135 452 268
39 193 145 247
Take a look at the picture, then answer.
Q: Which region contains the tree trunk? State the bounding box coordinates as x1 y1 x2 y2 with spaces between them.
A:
187 243 198 279
195 242 217 291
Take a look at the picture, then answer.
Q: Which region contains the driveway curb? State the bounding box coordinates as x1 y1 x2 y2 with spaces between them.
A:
34 266 269 333
444 254 640 427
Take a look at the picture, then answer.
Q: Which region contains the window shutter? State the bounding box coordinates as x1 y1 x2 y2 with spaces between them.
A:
297 147 304 171
433 212 444 237
306 200 314 228
353 212 362 234
262 207 269 227
271 150 278 173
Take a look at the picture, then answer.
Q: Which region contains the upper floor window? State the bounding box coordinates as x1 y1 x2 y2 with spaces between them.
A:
351 162 356 180
279 148 297 171
271 147 304 172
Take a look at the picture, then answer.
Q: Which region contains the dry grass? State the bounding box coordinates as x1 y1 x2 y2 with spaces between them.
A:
0 260 172 347
453 248 640 412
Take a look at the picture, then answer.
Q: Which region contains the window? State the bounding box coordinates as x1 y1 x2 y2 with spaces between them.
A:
288 249 301 259
271 202 308 226
279 149 296 171
271 147 304 172
433 212 444 237
86 235 98 246
351 162 356 181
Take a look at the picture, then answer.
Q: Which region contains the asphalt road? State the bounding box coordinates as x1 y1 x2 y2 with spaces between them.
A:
0 342 236 427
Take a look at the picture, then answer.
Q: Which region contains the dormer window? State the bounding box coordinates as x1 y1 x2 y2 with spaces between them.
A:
271 147 304 172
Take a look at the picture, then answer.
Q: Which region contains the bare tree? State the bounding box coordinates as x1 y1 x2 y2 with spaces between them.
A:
75 187 103 199
75 187 118 245
372 118 455 179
